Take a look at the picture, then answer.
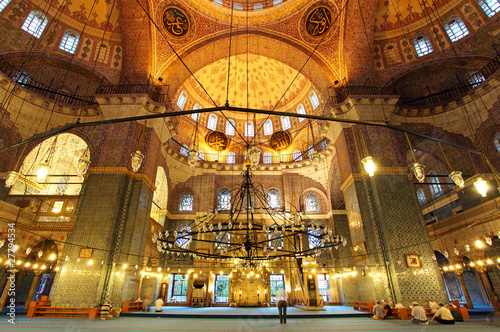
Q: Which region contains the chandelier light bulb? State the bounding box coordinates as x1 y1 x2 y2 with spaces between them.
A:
361 156 376 177
464 244 471 252
475 239 484 248
411 163 426 183
474 177 488 197
88 259 93 266
37 166 49 180
49 253 56 261
485 236 493 245
449 171 464 188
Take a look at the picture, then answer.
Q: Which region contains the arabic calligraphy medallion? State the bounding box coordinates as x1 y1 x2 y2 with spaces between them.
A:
270 131 292 152
163 6 190 39
206 131 229 151
305 6 332 38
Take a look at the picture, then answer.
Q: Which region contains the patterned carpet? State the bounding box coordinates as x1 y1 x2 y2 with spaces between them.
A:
0 316 499 332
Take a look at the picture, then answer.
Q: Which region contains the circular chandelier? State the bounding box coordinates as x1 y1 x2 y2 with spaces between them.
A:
153 165 345 269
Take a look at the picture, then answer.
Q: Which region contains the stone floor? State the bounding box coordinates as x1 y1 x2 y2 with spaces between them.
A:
1 315 499 331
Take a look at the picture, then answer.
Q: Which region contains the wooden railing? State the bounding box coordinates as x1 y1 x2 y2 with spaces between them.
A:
95 83 170 105
353 301 374 313
27 297 101 319
328 86 398 105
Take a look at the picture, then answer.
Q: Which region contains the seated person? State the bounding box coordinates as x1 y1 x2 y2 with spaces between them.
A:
372 301 384 320
383 301 393 319
155 298 164 312
433 303 455 324
101 300 113 320
447 304 463 322
410 302 428 325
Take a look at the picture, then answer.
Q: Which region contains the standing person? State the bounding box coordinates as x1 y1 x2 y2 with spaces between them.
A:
432 303 455 324
142 298 152 312
372 301 384 320
447 304 463 322
410 302 428 325
276 289 287 324
100 300 113 320
155 297 164 312
383 301 393 319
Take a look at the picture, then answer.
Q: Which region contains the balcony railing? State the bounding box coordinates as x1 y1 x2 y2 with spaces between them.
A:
95 83 170 105
0 56 97 107
5 195 79 224
327 85 398 105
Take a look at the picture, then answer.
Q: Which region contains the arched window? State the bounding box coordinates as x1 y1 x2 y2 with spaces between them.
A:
263 152 272 164
263 119 273 136
494 132 500 153
417 188 427 206
254 3 263 10
429 172 443 199
192 104 201 122
22 11 48 38
413 34 433 57
305 192 319 212
175 225 191 248
94 42 110 63
226 152 235 164
319 139 327 150
309 91 320 110
14 71 29 85
198 151 205 160
14 133 88 196
308 227 322 249
245 121 254 137
177 91 188 110
293 150 302 161
267 188 280 209
273 0 282 5
444 17 469 42
234 3 243 10
297 104 306 122
213 0 223 5
218 188 231 211
0 0 11 12
179 193 193 211
226 119 235 136
180 145 189 156
383 42 401 66
281 116 291 130
479 0 500 17
268 232 284 249
207 113 218 130
151 166 168 226
216 232 230 249
307 146 314 160
59 30 80 54
468 71 485 88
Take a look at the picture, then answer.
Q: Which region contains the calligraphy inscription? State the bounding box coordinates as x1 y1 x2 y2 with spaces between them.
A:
163 7 190 38
270 130 292 152
305 6 332 38
206 131 229 151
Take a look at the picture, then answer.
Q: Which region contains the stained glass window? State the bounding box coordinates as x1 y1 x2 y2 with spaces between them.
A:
309 91 320 110
213 0 223 6
177 91 188 110
317 274 331 302
297 104 306 122
245 121 254 137
171 273 189 302
180 145 189 156
59 30 80 54
319 139 327 150
218 188 231 211
215 274 229 303
293 150 302 161
281 116 291 130
308 227 322 249
429 172 443 198
22 11 48 38
305 192 319 212
192 104 201 121
0 0 11 12
414 34 433 57
234 3 243 10
263 119 273 136
215 232 230 249
226 119 235 136
207 113 218 130
254 3 263 10
263 152 272 164
479 0 500 17
307 146 314 160
226 152 235 164
175 225 191 248
468 71 485 88
444 17 469 42
494 132 500 153
198 151 205 160
269 232 283 249
417 188 426 206
94 42 110 63
179 193 193 211
270 274 285 303
14 71 29 85
267 188 280 209
273 0 282 6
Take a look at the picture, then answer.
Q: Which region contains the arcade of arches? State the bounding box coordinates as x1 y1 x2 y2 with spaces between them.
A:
0 0 500 315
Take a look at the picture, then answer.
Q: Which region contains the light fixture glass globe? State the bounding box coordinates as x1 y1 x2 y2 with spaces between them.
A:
249 146 261 167
411 163 426 182
131 150 145 172
475 239 484 248
361 156 376 177
473 177 488 197
449 171 464 188
188 149 198 168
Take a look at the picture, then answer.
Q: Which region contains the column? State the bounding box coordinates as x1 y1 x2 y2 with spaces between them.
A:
23 272 41 309
479 270 500 312
456 271 474 309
